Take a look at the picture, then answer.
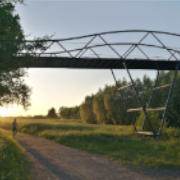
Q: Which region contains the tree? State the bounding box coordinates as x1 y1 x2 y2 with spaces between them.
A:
103 85 124 124
47 108 58 118
59 106 80 119
80 95 96 124
0 0 51 109
92 89 108 124
166 72 180 127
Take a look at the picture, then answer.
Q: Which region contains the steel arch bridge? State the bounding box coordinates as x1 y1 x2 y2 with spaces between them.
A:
13 30 180 139
17 29 180 70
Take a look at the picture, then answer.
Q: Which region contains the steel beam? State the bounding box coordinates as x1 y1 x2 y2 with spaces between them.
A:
157 61 180 140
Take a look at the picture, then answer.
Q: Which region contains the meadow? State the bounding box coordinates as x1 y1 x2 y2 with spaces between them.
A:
0 118 180 169
0 130 33 180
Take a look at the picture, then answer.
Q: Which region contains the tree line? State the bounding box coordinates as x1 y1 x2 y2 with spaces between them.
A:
57 71 180 128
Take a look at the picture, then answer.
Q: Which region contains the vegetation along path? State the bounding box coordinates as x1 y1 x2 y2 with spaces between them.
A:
2 129 180 180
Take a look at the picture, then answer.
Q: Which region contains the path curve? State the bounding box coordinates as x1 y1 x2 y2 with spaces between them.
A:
2 129 180 180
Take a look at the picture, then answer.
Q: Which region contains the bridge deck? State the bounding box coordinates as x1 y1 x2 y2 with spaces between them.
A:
22 57 180 70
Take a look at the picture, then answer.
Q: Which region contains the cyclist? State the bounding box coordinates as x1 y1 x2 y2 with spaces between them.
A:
12 119 18 136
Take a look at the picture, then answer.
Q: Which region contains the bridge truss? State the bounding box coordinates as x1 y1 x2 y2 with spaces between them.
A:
14 30 180 139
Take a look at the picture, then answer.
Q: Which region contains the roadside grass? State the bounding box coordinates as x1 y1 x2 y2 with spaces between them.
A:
0 130 33 180
1 118 180 169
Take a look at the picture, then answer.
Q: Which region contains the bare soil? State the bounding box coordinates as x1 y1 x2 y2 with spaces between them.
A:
2 129 180 180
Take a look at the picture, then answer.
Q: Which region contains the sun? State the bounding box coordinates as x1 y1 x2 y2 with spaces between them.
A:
0 107 8 117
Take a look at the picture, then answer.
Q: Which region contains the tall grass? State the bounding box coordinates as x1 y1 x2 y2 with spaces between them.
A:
1 118 180 169
0 131 33 180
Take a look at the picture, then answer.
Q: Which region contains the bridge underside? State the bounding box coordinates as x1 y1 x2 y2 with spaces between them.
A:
22 57 179 70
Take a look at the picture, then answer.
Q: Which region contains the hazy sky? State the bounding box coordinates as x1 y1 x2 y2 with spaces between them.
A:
1 0 180 117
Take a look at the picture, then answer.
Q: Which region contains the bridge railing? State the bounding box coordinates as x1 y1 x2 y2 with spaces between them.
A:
16 42 180 61
3 30 180 61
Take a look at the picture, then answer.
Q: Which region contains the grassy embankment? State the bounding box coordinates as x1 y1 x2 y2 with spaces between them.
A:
0 130 33 180
1 118 180 169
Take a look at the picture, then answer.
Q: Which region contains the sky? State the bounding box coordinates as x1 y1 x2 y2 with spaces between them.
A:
1 0 180 117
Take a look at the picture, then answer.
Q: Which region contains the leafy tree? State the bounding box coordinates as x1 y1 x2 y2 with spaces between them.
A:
92 89 108 124
60 107 71 119
103 85 129 125
166 72 180 127
47 108 58 118
0 0 50 109
71 106 80 119
80 95 96 124
59 106 80 119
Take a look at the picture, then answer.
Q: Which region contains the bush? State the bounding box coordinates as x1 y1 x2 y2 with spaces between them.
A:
163 127 180 139
136 110 160 132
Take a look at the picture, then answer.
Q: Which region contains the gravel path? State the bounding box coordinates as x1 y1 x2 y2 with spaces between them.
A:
2 129 180 180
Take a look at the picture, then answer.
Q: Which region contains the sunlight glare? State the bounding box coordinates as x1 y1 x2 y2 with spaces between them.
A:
0 107 8 117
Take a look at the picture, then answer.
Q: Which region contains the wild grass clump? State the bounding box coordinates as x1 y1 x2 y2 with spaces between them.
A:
0 131 32 180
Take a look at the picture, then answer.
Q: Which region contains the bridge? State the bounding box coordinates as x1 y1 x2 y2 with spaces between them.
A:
13 30 180 140
16 30 180 70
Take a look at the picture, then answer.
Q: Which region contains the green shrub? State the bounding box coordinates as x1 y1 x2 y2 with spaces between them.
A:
136 110 160 132
163 127 180 139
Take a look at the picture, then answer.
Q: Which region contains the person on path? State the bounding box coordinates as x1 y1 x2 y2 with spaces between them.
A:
12 119 18 136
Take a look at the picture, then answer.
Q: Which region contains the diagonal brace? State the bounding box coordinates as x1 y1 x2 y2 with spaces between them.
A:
122 60 156 136
98 35 122 58
141 70 159 131
123 32 149 58
111 69 137 131
151 33 178 61
157 61 180 140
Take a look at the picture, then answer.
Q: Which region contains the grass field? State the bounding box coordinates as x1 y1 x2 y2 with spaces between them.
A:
0 130 33 180
1 118 180 169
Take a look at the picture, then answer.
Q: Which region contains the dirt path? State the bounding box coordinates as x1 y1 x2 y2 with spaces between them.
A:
2 129 180 180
